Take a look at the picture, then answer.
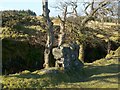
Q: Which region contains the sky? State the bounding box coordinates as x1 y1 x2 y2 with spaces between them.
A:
0 0 86 16
0 0 72 16
0 0 60 16
1 0 117 17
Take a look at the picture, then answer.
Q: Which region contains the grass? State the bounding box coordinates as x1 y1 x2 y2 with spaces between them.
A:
2 59 119 88
1 54 119 88
25 25 46 33
87 21 119 43
1 18 119 88
52 19 60 26
1 24 46 40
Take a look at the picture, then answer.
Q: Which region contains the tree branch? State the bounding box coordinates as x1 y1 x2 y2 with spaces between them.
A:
82 1 110 26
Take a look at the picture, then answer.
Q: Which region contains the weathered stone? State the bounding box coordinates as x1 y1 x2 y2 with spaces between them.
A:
52 48 63 60
52 43 84 71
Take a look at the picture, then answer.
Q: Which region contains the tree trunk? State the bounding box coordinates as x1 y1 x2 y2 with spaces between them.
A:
58 6 67 47
71 5 85 62
107 39 111 54
58 21 65 47
42 0 53 68
79 43 85 62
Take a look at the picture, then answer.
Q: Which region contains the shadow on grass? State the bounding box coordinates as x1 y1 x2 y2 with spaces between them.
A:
75 63 119 84
9 73 41 79
8 63 119 87
54 63 119 85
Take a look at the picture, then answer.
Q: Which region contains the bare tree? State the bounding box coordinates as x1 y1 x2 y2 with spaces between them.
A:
57 3 68 47
54 0 78 47
42 0 54 68
58 6 67 47
73 0 118 61
53 0 118 61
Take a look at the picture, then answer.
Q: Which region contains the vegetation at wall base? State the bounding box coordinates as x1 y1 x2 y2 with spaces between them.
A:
1 49 119 88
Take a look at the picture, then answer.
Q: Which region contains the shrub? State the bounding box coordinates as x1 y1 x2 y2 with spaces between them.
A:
2 39 44 74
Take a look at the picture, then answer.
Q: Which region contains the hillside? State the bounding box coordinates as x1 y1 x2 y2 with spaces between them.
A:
1 10 119 89
1 47 119 88
1 0 120 87
1 10 120 74
1 10 59 74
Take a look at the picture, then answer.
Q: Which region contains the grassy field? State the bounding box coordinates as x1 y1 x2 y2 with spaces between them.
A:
1 47 119 89
1 15 119 89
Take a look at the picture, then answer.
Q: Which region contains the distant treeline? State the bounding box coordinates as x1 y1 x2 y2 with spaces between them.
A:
2 10 36 16
1 10 118 25
1 10 41 27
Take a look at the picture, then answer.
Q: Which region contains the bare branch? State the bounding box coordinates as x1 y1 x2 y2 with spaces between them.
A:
91 0 94 11
58 15 63 22
82 0 111 26
84 3 91 16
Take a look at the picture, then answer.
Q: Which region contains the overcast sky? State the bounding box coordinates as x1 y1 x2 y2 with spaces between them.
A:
0 0 45 16
0 0 87 16
0 0 66 16
0 0 118 16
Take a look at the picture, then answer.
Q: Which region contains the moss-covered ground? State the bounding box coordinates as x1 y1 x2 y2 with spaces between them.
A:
1 47 119 89
1 11 119 89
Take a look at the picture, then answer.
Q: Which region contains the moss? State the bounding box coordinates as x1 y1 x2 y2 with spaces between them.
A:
2 39 44 74
1 11 119 88
25 25 46 33
105 47 120 59
1 55 119 88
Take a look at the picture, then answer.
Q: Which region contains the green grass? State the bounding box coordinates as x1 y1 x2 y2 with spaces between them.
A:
1 47 119 88
1 55 119 89
1 20 119 88
25 25 46 33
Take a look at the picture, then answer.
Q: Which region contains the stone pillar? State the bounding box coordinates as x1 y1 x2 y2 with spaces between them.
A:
52 43 84 71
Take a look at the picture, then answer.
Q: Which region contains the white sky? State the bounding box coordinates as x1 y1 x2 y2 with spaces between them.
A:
0 0 118 16
0 0 59 16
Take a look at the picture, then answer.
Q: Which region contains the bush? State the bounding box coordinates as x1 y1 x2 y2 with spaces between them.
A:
2 39 44 74
2 10 38 27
